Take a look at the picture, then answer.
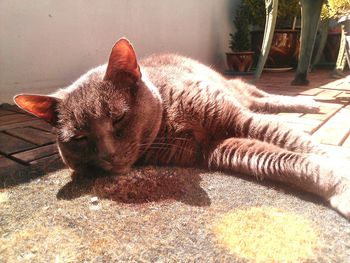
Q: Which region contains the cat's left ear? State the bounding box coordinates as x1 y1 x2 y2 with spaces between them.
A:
104 38 141 82
14 94 60 125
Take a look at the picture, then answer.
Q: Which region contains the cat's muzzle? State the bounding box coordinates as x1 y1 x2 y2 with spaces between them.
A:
98 159 131 174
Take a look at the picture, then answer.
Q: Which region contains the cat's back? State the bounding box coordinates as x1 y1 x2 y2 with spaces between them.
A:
140 54 227 89
141 54 202 72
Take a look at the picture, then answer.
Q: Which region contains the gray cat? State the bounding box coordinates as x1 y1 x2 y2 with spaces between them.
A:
14 38 350 219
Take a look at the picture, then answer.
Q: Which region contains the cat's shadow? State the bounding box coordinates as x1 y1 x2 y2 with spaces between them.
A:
57 166 211 207
57 166 325 210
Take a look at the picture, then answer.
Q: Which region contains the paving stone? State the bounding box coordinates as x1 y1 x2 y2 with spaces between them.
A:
313 107 350 145
0 132 36 154
0 109 17 117
6 127 56 146
13 144 58 162
0 114 36 126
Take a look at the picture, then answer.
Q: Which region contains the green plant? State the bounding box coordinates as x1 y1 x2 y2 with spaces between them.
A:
243 0 300 28
229 3 251 52
321 4 331 20
321 0 350 19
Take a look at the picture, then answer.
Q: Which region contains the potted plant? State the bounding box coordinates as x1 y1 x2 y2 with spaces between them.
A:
311 21 341 69
226 3 254 73
245 0 301 69
312 1 348 69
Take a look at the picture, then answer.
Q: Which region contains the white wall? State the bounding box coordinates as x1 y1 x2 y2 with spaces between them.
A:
0 0 237 103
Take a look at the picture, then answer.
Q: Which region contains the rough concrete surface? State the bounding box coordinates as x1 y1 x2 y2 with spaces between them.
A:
1 165 350 262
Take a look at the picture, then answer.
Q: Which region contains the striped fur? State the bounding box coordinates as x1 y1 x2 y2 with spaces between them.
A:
140 54 349 219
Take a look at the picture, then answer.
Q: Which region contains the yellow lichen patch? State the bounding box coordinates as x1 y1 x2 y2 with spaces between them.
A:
0 191 9 203
212 206 320 263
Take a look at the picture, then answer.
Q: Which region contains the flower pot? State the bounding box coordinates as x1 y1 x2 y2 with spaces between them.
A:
251 29 300 68
323 31 341 64
226 52 255 72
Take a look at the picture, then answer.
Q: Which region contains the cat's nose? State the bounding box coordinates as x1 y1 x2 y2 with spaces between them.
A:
99 154 113 163
96 135 116 162
98 155 114 171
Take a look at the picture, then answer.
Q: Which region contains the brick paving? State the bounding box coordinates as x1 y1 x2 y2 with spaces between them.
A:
0 69 349 186
247 69 350 149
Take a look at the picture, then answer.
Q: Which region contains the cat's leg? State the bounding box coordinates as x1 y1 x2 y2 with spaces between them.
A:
249 95 320 113
205 138 350 219
231 112 327 156
191 88 324 155
227 79 320 113
228 79 269 98
180 81 321 154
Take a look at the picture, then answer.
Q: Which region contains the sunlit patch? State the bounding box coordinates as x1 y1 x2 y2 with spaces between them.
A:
212 206 320 262
0 191 9 203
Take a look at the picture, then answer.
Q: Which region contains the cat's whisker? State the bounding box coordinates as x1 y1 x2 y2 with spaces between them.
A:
137 138 192 147
139 142 194 154
145 146 194 155
153 137 192 142
139 142 190 149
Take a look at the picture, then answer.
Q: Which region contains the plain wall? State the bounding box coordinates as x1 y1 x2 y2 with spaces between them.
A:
0 0 237 103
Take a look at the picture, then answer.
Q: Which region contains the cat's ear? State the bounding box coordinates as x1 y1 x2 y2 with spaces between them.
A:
14 94 60 125
104 38 141 82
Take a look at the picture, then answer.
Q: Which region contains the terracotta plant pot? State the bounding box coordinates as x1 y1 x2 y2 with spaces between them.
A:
226 52 255 72
251 29 300 68
323 31 341 63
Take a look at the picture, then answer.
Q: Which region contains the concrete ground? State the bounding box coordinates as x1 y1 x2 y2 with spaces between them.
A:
1 69 350 262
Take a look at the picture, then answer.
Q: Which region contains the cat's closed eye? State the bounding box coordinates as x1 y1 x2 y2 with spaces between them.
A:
112 112 126 125
72 134 88 142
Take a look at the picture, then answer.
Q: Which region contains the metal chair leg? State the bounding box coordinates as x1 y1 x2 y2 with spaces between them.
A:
253 0 278 83
292 0 324 86
331 25 348 78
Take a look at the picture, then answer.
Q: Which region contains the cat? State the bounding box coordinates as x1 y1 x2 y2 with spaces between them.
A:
14 38 350 219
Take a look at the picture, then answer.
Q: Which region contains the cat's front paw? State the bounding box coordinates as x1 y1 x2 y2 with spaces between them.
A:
329 179 350 219
296 96 320 113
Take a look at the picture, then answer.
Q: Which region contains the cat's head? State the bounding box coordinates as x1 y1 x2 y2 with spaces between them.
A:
14 38 163 174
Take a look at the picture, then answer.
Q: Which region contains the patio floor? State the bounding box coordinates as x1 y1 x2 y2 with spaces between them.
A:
1 69 350 186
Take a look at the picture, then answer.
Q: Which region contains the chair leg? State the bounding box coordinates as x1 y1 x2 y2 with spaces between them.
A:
331 25 348 78
291 0 323 86
343 20 350 68
253 0 278 83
